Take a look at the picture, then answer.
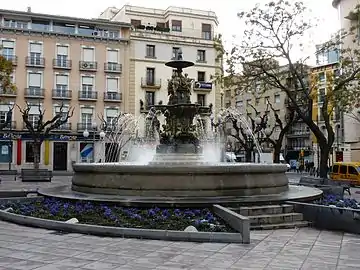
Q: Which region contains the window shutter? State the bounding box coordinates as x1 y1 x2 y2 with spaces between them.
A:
56 75 68 85
106 108 118 117
29 105 41 114
2 41 14 48
82 48 94 61
0 105 10 111
107 50 118 62
29 73 42 87
82 76 93 85
57 45 68 55
107 78 118 92
81 108 93 114
30 43 42 53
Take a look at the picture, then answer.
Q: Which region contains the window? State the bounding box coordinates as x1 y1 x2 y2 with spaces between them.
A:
25 141 40 163
348 166 358 175
107 49 118 64
146 68 155 85
197 71 205 82
146 45 156 58
4 19 28 29
201 24 212 40
28 72 42 95
145 91 155 109
55 74 68 96
106 78 119 92
81 76 94 97
197 94 206 106
131 19 141 27
172 47 180 60
319 106 324 121
318 72 325 82
82 47 94 62
318 88 325 103
197 50 206 62
106 108 119 125
54 105 69 122
171 20 182 32
1 40 15 61
339 165 347 174
255 98 260 105
29 42 42 65
80 107 93 129
56 45 68 67
0 104 11 127
27 104 41 128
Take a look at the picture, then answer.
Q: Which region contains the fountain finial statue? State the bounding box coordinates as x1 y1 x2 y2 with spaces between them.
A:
151 52 211 154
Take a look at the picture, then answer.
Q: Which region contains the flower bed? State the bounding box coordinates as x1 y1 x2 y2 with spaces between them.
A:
0 197 234 232
313 194 360 209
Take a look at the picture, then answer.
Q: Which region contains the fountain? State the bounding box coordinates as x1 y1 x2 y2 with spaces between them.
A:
39 53 322 205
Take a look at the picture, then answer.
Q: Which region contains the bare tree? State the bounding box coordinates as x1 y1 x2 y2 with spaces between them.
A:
221 0 360 177
17 103 74 169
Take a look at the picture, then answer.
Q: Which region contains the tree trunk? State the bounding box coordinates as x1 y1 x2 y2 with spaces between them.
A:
273 143 282 163
245 149 252 162
32 140 41 169
319 143 330 178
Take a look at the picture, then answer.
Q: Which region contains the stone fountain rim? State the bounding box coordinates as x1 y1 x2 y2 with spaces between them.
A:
72 162 288 173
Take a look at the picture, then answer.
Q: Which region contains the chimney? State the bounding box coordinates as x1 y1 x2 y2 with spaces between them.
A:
27 7 32 13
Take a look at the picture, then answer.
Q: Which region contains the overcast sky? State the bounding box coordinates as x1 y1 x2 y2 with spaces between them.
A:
2 0 339 62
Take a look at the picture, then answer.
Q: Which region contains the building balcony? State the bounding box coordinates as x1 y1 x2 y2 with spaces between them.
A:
104 63 122 73
193 81 213 91
53 122 71 131
53 59 72 69
1 121 16 130
24 87 45 98
78 91 97 101
104 92 122 102
1 54 17 65
79 61 97 71
77 122 93 131
52 89 72 100
25 57 45 68
141 78 161 89
0 89 16 97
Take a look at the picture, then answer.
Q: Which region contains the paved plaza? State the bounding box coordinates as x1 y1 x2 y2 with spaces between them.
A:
0 174 360 269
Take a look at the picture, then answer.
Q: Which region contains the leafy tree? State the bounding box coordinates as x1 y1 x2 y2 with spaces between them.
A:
0 54 16 95
223 0 360 177
17 103 74 169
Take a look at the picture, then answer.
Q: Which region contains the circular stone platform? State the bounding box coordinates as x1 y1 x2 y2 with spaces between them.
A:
38 185 322 207
71 163 290 197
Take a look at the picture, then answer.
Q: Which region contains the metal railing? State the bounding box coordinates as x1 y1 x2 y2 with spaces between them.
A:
52 89 72 99
104 63 122 73
104 92 122 101
140 78 161 88
79 61 97 71
25 57 45 67
24 88 45 98
78 91 98 100
53 59 72 69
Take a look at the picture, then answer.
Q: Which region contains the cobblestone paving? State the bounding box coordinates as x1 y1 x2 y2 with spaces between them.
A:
0 221 359 270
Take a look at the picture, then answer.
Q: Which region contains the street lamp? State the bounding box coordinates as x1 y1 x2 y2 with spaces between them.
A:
255 116 262 126
99 130 106 139
220 90 224 109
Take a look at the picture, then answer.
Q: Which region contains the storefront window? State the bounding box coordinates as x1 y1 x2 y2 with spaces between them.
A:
80 142 94 162
0 141 12 163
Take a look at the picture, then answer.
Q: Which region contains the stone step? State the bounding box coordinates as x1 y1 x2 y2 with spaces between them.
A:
249 212 304 225
251 221 309 230
231 204 294 216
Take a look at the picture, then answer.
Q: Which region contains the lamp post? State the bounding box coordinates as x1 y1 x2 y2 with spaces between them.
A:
220 90 224 109
82 122 105 163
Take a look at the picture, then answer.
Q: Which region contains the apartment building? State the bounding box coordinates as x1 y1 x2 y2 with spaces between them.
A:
332 0 360 161
0 8 130 171
100 5 220 135
233 67 312 163
311 40 352 166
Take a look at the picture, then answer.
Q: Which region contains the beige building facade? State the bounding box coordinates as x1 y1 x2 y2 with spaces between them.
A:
0 8 130 171
332 0 360 161
100 5 221 136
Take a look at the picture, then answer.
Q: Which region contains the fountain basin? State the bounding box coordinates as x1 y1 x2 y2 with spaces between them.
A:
71 163 289 197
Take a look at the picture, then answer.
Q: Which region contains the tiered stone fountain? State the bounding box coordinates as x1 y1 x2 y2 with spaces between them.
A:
40 54 322 205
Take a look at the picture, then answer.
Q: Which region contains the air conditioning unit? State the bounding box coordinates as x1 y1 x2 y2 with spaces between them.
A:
82 62 89 68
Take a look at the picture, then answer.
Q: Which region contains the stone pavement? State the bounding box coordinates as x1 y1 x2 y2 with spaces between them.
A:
0 221 360 270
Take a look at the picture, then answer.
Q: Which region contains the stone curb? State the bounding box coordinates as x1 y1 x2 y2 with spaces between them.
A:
0 199 245 244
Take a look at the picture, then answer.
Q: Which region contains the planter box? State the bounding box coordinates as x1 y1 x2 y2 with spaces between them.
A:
287 201 360 234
